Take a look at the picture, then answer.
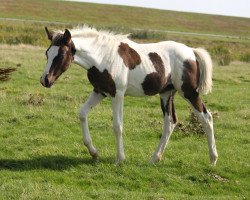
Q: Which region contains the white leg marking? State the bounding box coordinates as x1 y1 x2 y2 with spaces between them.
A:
79 91 105 159
152 92 176 163
112 91 125 164
194 109 218 165
152 115 176 163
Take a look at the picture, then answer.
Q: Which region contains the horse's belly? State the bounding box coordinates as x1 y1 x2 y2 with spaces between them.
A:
125 69 150 97
125 84 145 97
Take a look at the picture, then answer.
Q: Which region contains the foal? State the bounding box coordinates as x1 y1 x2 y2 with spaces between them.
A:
40 26 218 165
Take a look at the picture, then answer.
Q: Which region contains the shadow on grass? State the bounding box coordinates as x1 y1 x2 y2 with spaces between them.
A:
0 155 113 171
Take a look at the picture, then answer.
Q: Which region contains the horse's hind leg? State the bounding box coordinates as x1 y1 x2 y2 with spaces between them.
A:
181 91 218 165
192 97 218 165
152 90 177 163
79 91 105 160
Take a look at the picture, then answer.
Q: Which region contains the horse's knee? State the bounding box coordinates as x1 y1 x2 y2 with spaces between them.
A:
113 122 122 134
199 110 213 126
79 106 88 121
205 110 213 122
83 139 91 147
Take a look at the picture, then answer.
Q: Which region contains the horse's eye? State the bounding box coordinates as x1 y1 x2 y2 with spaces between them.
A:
60 53 67 58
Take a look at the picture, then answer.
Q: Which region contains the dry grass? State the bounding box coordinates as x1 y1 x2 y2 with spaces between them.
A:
0 67 16 81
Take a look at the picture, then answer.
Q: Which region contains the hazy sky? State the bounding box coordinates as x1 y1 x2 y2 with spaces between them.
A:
68 0 250 18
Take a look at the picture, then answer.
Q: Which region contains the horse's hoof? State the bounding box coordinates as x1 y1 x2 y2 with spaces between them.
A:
210 154 218 166
151 154 162 164
91 152 99 161
115 155 125 165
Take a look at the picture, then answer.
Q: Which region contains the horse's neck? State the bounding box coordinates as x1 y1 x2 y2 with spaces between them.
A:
72 37 98 69
72 36 118 71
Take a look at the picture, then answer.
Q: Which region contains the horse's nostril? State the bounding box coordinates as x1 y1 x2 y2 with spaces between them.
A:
45 75 50 87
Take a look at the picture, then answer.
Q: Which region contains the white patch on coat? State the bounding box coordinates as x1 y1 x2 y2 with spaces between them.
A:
41 46 60 84
45 46 60 74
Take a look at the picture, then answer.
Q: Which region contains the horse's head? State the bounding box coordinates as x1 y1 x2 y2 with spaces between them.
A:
40 27 76 88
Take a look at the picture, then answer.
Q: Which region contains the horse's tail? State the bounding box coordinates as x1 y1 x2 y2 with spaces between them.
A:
193 48 213 95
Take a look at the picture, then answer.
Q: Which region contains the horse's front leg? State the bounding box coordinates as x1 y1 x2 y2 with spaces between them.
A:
79 91 105 160
112 91 125 164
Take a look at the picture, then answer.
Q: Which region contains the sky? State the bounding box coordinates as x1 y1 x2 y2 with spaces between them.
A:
68 0 250 18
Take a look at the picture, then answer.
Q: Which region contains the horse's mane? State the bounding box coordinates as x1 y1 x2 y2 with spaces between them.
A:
55 25 130 68
69 25 129 41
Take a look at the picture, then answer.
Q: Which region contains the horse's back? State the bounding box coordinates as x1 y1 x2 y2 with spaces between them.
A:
124 40 195 96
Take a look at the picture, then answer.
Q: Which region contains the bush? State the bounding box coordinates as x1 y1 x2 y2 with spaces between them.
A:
240 52 250 63
131 30 149 39
209 45 232 66
130 30 165 40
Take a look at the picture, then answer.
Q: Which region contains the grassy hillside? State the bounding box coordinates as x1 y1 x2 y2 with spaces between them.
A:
0 45 249 199
1 0 250 37
0 0 249 64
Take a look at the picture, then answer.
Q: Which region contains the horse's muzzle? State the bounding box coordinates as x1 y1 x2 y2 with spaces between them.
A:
40 74 52 88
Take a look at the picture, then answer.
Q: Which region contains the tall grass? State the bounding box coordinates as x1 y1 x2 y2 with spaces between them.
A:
209 45 232 66
1 20 250 64
240 52 250 62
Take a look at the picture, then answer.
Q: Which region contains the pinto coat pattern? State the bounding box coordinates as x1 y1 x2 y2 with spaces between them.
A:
41 26 218 165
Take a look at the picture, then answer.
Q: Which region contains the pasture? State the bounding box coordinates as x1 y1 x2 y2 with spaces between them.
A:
0 0 250 199
0 44 249 199
1 0 250 63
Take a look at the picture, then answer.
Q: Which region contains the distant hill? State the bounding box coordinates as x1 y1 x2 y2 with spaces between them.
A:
1 0 250 38
0 0 249 63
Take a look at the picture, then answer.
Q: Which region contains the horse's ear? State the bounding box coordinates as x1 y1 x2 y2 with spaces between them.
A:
45 27 54 41
63 29 71 45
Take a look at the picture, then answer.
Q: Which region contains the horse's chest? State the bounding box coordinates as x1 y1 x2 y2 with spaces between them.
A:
87 66 116 97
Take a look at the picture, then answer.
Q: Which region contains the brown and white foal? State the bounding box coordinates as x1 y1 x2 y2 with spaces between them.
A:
41 26 218 165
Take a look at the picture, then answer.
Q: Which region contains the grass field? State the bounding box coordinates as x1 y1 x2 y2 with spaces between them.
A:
0 0 250 199
1 0 250 37
0 0 250 63
0 44 249 199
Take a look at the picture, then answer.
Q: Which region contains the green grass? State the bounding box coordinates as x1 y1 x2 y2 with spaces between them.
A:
1 0 250 37
0 44 249 199
0 1 250 198
0 0 249 64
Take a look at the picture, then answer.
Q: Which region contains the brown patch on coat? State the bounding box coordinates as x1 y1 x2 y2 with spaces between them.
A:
148 52 165 75
52 34 64 46
87 66 116 97
160 98 165 116
202 103 207 114
160 75 175 93
142 52 166 95
161 83 175 93
142 73 162 96
181 59 204 112
168 95 177 124
93 88 107 97
160 94 177 124
118 42 141 69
